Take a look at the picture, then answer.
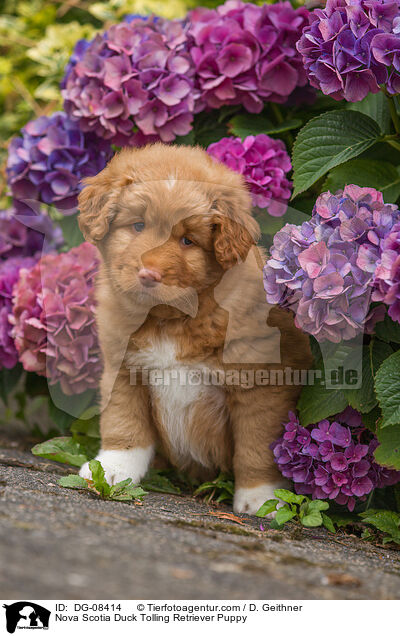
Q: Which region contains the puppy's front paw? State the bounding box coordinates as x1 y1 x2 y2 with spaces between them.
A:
79 447 154 486
233 482 287 517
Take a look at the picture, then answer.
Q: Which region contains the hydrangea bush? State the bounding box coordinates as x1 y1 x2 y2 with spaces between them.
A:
4 0 400 518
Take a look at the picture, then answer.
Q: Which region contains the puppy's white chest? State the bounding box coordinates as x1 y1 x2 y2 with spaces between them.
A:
127 339 225 466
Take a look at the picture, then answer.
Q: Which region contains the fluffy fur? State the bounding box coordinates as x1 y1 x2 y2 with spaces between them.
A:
78 144 312 514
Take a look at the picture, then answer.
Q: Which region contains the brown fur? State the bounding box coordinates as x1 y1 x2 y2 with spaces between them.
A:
78 143 312 490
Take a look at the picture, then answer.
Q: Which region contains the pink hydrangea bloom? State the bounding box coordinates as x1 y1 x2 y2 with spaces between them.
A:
373 221 400 321
207 134 292 216
188 0 309 112
11 243 102 395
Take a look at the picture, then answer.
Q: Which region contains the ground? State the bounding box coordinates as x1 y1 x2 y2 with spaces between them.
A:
0 432 399 600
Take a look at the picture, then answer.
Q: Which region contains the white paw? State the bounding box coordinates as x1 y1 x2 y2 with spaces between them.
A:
79 447 154 486
233 482 288 516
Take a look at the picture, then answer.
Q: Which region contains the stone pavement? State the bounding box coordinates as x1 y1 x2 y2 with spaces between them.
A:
0 435 399 600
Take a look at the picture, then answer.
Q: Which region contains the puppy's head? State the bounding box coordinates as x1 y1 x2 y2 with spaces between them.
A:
78 144 260 314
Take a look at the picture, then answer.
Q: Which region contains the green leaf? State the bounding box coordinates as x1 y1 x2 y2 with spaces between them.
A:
375 313 400 344
375 350 400 426
298 381 348 427
89 459 111 497
229 113 302 139
329 512 360 528
275 506 296 525
48 399 76 435
347 91 391 134
359 509 400 541
292 110 381 197
321 512 336 534
346 341 393 413
301 511 323 527
273 489 305 505
110 485 147 501
323 159 400 204
58 214 84 248
256 499 279 517
32 437 87 467
58 474 89 489
0 365 23 405
361 405 381 433
142 469 181 494
306 500 329 512
374 424 400 469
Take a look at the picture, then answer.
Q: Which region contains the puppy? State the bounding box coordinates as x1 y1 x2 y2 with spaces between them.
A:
78 144 312 514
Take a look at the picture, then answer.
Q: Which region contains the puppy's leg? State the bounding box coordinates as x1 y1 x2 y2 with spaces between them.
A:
80 369 156 485
229 387 293 515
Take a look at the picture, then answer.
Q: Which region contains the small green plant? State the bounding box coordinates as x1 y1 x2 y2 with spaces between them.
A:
194 473 234 504
359 509 400 545
256 489 336 533
58 459 147 502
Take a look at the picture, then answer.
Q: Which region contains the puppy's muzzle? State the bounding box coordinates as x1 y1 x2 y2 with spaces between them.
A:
138 268 162 288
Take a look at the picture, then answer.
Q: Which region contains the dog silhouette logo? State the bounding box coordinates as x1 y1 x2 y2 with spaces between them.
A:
3 602 50 633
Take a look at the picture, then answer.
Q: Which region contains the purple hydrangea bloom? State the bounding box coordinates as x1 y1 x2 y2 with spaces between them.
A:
263 185 400 342
11 243 102 395
372 221 400 321
62 16 198 146
297 0 400 102
207 135 292 215
0 257 37 369
272 408 400 511
60 39 94 90
7 112 112 214
0 208 63 260
188 0 309 113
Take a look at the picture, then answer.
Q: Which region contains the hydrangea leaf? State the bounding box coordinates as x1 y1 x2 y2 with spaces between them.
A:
298 380 348 427
375 350 400 426
347 91 391 134
346 341 393 414
374 424 400 469
32 436 87 467
375 313 400 344
323 159 400 204
229 113 302 139
359 509 400 541
256 499 279 517
292 110 382 197
58 475 89 489
321 512 336 534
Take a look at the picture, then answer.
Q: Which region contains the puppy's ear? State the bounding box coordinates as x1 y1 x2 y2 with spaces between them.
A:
210 183 260 269
78 167 117 244
212 213 259 269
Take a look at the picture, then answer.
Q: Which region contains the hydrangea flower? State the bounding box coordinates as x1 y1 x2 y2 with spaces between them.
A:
207 134 292 215
188 0 309 113
297 0 400 102
372 221 400 321
62 16 198 145
263 185 400 342
7 112 112 214
0 208 63 260
0 257 37 369
272 408 400 511
11 243 102 395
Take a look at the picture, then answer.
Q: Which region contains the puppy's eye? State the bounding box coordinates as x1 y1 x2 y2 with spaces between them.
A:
181 236 193 247
133 222 145 233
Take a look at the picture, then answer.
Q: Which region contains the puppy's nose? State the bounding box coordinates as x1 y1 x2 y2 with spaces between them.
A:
138 268 162 287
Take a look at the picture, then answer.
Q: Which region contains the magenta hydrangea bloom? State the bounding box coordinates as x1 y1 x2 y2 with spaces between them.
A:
11 243 102 395
372 221 400 321
272 408 400 511
188 0 309 112
207 135 292 215
0 208 63 260
297 0 400 102
62 16 198 146
7 112 112 214
263 186 400 342
0 257 37 369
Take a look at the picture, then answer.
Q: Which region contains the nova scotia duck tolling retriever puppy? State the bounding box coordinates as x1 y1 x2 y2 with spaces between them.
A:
78 143 312 515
